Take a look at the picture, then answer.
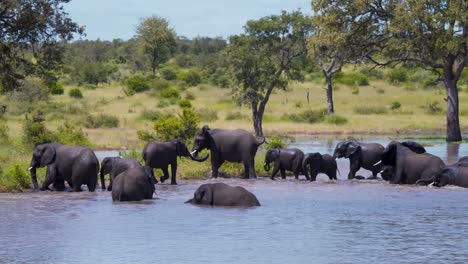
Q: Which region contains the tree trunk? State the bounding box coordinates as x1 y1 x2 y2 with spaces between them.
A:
325 74 335 114
444 79 462 142
251 102 264 137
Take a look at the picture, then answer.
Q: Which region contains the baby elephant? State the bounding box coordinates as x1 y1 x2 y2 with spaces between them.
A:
264 148 305 180
185 183 260 207
302 153 337 181
432 157 468 188
100 157 145 191
112 166 157 202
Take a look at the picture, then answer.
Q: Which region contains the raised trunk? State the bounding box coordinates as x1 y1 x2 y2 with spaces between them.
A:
443 63 462 142
325 75 335 114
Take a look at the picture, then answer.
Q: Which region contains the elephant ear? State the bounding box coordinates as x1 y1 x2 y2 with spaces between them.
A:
173 139 184 156
201 125 216 150
381 144 397 166
195 184 213 205
402 141 426 154
40 144 56 166
345 143 360 158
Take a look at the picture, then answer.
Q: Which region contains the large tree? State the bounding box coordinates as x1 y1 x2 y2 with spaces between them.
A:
135 16 176 76
0 0 82 91
227 11 313 136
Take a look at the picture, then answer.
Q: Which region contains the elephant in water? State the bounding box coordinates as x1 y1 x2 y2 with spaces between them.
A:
191 125 265 179
333 140 384 179
263 148 305 180
100 157 144 191
185 183 260 207
376 141 445 185
112 166 157 202
29 143 98 192
302 152 337 181
143 139 208 185
419 156 468 188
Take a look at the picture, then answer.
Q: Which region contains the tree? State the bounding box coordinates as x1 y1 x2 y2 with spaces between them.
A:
227 11 313 136
136 16 176 76
0 0 83 91
308 1 378 114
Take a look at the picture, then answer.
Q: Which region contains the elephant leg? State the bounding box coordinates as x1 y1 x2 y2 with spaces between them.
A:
52 181 65 191
170 162 177 185
241 163 250 179
280 168 286 179
67 180 73 189
40 167 56 191
248 158 257 179
270 162 280 180
72 178 83 192
87 180 96 192
211 159 223 178
348 161 359 180
160 167 170 183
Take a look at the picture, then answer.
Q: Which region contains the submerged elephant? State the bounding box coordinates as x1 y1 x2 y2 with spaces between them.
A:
185 183 260 207
143 139 208 185
377 141 445 184
100 157 143 191
112 166 157 202
333 140 384 179
191 125 265 179
29 143 99 192
302 152 337 181
420 157 468 188
263 148 304 180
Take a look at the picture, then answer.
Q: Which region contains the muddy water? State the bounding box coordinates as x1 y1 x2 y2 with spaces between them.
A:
1 139 468 263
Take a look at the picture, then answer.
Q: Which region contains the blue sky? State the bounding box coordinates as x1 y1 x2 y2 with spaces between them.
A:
66 0 311 40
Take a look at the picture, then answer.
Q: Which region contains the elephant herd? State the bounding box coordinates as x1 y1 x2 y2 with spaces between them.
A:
27 125 468 207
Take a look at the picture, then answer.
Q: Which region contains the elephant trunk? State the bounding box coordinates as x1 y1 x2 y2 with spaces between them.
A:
99 167 106 191
188 151 209 162
29 166 39 190
263 162 270 171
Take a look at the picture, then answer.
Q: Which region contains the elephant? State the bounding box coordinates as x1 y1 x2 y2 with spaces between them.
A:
263 148 305 180
191 125 265 179
185 183 260 207
143 139 208 185
333 140 384 180
100 157 143 191
302 152 337 181
379 165 395 181
418 157 468 188
29 143 99 192
376 141 445 184
112 166 157 202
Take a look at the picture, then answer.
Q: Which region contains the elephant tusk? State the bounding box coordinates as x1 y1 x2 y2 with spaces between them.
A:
428 182 435 187
373 160 382 166
28 167 33 171
190 150 197 155
379 170 384 174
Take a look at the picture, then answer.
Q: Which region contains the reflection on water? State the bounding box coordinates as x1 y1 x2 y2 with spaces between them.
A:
0 138 468 264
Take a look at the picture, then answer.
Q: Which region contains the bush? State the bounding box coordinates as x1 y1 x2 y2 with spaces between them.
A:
285 109 327 123
359 67 384 80
137 130 157 141
351 87 360 94
336 73 369 86
160 68 178 80
225 111 247 121
209 68 231 88
185 92 195 100
55 122 92 146
375 87 386 94
152 108 200 141
390 101 401 110
198 108 218 122
266 135 286 150
0 120 8 143
22 110 57 146
387 67 408 83
9 77 49 103
160 87 180 99
424 101 443 114
140 110 162 121
325 115 348 125
3 164 30 191
152 79 171 90
118 149 143 163
124 75 150 94
354 106 388 115
82 114 119 128
50 83 64 95
181 70 202 87
69 88 83 99
178 99 192 108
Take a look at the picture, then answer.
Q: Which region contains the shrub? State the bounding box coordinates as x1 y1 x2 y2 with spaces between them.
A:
124 75 150 94
209 68 231 88
137 130 157 141
152 108 200 141
82 114 119 128
152 79 171 90
181 70 202 87
140 110 162 121
336 73 369 86
9 77 49 103
55 122 92 146
225 111 247 121
390 101 401 110
198 108 218 122
50 83 64 95
160 87 180 99
160 67 178 80
375 87 386 94
118 149 143 163
178 99 192 108
22 110 57 146
325 115 348 125
354 106 388 115
69 88 83 99
3 164 30 191
185 92 195 100
266 135 286 150
424 101 443 114
387 67 408 83
285 109 327 123
0 120 8 143
359 67 384 80
351 87 360 94
295 101 303 108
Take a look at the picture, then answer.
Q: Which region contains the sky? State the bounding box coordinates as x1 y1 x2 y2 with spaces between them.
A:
66 0 311 40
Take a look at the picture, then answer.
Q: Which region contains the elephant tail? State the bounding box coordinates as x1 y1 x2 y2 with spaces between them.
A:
256 137 267 146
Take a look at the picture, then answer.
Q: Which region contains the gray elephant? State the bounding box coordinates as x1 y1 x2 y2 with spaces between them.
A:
100 157 143 191
191 125 265 179
333 140 384 179
112 166 157 202
143 139 208 185
185 182 260 207
263 148 304 180
29 143 98 192
377 141 445 184
379 165 394 181
420 157 468 188
302 153 337 181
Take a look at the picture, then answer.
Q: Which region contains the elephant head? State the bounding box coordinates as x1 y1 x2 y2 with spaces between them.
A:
191 125 216 159
172 139 208 162
380 165 395 181
333 141 361 159
431 167 453 187
29 144 56 190
186 184 213 205
263 148 281 171
143 166 158 187
380 141 426 166
100 157 119 190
